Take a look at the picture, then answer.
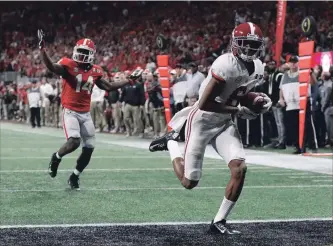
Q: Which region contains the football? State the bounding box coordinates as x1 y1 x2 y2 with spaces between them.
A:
301 16 317 37
238 92 265 114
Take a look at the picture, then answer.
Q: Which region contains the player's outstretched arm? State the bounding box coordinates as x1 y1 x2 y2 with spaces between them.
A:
198 77 239 114
40 49 66 76
38 30 66 76
95 77 129 91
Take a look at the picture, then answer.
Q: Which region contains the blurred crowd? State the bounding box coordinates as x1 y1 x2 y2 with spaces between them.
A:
1 58 332 152
2 2 333 76
1 1 333 152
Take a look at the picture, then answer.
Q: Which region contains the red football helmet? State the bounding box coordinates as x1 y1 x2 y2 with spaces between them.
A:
231 22 264 62
72 38 96 63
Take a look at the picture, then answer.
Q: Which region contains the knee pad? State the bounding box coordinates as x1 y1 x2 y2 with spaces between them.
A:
184 169 202 181
82 136 95 148
184 150 204 181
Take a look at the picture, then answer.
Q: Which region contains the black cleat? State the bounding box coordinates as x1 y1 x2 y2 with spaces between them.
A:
209 220 241 235
48 153 61 178
68 173 80 190
292 148 302 154
274 143 286 149
149 130 179 152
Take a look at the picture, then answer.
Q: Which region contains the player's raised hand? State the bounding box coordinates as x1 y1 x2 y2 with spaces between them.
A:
237 106 258 120
37 29 45 50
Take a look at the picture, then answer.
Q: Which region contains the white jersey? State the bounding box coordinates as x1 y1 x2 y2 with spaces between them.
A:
169 53 265 180
199 53 265 106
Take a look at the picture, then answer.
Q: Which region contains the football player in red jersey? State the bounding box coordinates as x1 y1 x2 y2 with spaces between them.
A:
38 30 133 190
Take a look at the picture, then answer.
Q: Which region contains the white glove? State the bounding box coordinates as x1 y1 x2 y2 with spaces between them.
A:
129 68 143 80
236 106 258 120
37 29 45 50
257 93 272 113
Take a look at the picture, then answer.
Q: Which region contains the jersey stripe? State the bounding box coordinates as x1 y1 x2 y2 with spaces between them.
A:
211 70 225 81
183 106 199 163
62 110 69 140
249 22 255 35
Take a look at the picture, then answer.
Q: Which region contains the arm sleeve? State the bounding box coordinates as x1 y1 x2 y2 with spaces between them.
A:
210 56 232 82
57 57 69 67
211 69 225 81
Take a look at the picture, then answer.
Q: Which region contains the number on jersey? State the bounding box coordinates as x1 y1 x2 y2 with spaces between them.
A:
75 74 93 94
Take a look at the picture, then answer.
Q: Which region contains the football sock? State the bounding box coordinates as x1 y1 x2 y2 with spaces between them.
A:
75 147 94 173
55 152 62 159
167 140 182 161
213 197 235 223
73 169 80 176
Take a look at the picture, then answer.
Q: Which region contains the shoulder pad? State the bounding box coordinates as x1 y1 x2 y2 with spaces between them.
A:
211 53 238 81
57 57 76 68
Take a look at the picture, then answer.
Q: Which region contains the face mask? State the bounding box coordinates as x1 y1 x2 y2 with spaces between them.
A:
324 76 331 80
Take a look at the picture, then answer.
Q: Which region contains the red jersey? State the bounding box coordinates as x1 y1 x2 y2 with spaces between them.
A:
58 57 103 112
18 89 28 104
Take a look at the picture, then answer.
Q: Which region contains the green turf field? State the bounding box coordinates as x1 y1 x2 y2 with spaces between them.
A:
0 126 332 226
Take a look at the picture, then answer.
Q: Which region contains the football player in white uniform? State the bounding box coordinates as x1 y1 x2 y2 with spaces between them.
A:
149 22 272 234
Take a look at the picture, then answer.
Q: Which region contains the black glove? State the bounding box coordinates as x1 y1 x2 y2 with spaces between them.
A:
37 29 45 50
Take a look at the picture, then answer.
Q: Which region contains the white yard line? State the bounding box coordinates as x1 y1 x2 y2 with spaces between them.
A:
0 217 332 229
311 180 333 183
0 166 275 173
0 167 230 173
0 156 229 165
288 176 333 178
253 170 297 173
0 185 332 193
0 156 170 160
272 173 317 176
